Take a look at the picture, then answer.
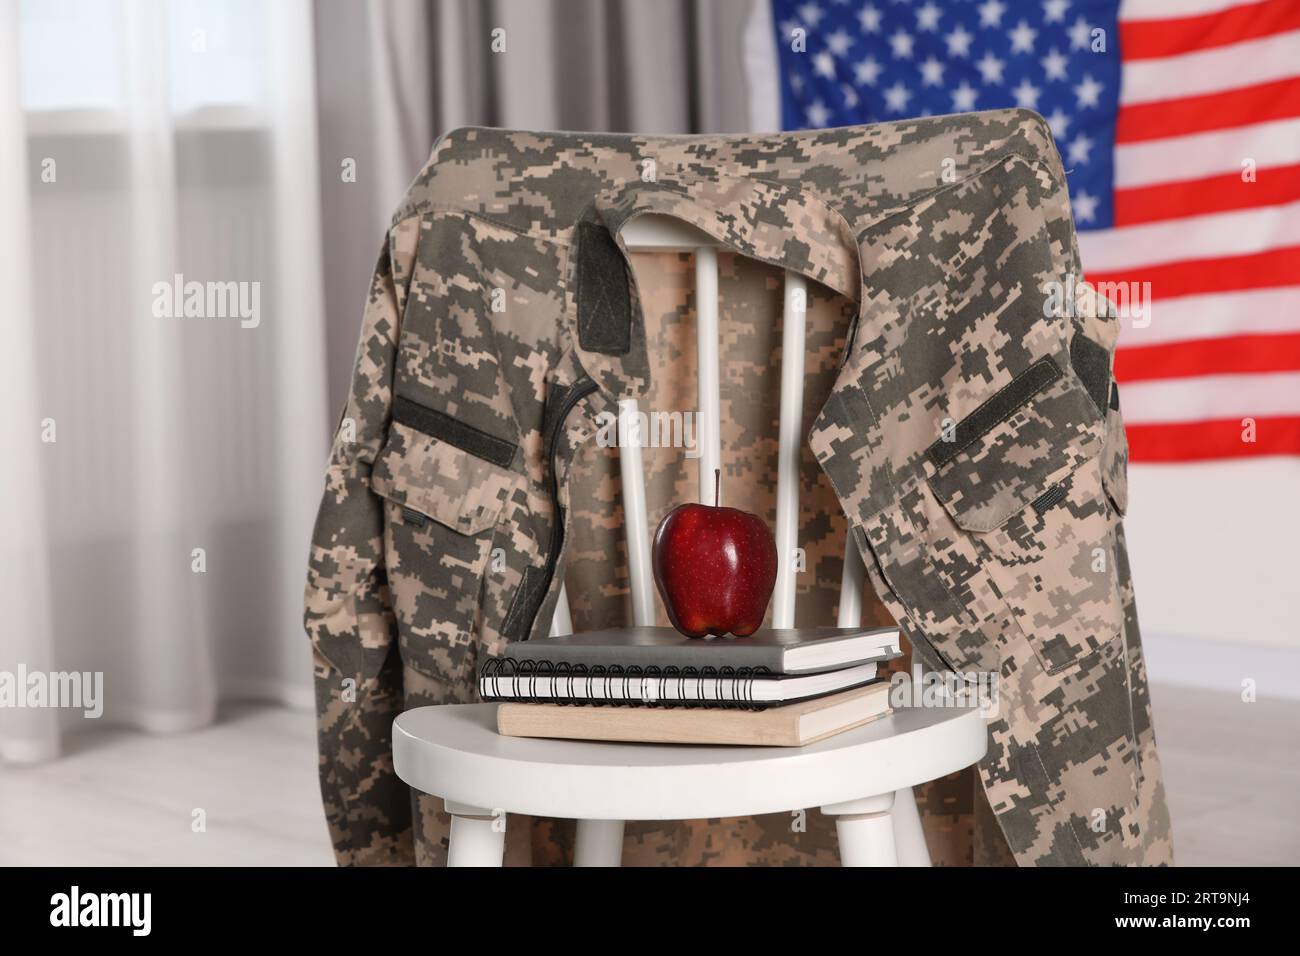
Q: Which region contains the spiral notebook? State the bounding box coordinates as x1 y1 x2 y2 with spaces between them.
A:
499 625 900 674
478 659 879 707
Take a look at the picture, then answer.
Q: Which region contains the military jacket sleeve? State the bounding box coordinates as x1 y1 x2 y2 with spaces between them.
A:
303 225 417 864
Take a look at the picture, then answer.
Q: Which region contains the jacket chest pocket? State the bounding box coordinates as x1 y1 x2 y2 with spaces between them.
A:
925 356 1123 674
371 414 520 686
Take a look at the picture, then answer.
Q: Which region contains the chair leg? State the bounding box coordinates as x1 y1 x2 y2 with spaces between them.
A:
574 819 625 867
891 787 932 867
821 792 899 867
445 800 505 867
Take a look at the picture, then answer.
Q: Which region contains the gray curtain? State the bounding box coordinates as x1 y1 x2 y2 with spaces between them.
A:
313 0 760 411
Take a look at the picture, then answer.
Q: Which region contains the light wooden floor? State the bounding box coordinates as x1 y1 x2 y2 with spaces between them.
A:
0 684 1295 866
1147 683 1300 866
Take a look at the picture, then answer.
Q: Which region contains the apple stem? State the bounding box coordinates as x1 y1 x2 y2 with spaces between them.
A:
714 468 720 508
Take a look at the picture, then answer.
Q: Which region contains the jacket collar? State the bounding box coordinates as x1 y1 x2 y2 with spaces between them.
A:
569 169 863 405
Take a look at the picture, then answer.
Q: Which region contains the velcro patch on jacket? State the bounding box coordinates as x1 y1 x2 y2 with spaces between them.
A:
392 396 517 468
1070 332 1111 414
1031 483 1068 515
576 221 632 355
928 357 1062 469
400 506 428 527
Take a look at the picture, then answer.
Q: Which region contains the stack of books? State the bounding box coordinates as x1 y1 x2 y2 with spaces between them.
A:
480 625 902 747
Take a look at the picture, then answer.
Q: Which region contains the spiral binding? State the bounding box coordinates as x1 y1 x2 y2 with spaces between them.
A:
479 657 772 710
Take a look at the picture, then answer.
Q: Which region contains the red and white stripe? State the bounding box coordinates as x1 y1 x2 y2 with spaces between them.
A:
1078 0 1300 461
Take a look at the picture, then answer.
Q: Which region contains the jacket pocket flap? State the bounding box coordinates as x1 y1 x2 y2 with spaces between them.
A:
371 418 517 536
927 357 1104 532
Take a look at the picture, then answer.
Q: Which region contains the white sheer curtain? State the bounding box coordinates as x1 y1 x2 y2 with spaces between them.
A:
1 0 768 767
0 0 328 762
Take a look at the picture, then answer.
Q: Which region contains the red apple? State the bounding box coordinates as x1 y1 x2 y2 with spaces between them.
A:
652 475 777 639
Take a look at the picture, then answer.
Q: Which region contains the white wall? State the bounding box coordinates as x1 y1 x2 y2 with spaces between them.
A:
1124 457 1300 697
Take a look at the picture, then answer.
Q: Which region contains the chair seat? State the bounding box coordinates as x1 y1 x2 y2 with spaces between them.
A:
393 701 988 821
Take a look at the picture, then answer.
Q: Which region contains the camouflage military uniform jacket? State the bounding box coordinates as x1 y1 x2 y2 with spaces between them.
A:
305 109 1172 867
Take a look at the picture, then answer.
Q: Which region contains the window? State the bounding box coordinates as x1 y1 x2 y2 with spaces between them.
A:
168 0 267 114
20 0 123 111
20 0 268 117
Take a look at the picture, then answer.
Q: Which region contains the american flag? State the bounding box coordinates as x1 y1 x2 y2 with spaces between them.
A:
771 0 1300 461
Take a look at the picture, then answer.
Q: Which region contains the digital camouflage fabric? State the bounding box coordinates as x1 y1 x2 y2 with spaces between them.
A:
304 109 1172 866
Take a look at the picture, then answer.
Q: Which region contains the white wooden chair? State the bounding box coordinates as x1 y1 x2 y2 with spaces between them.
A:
393 218 988 866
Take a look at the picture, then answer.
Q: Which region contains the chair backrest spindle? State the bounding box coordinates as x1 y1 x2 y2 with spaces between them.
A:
694 246 722 504
837 537 865 628
618 397 657 626
771 272 807 629
550 583 574 637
